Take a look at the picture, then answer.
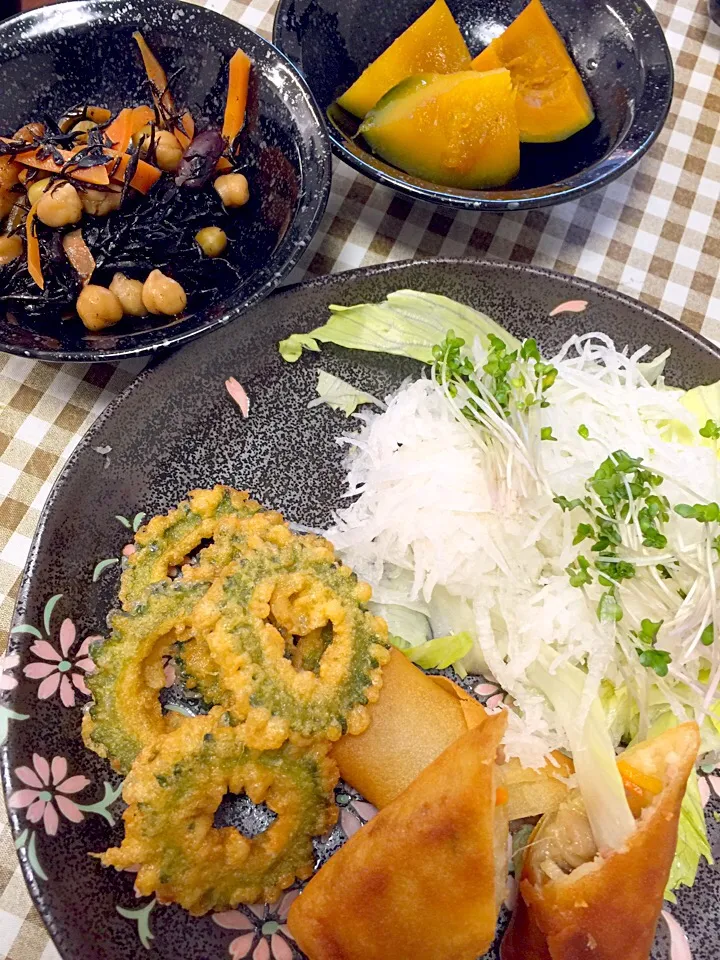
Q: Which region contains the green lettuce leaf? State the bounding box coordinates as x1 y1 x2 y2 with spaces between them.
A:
308 369 382 416
279 290 519 363
389 630 473 671
660 380 720 451
369 603 430 647
665 768 713 902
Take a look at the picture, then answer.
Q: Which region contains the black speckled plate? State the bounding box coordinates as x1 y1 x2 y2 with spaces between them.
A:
2 257 720 960
0 0 330 362
272 0 673 210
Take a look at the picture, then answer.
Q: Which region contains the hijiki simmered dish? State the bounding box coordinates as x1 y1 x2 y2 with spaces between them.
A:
0 33 253 331
81 291 720 959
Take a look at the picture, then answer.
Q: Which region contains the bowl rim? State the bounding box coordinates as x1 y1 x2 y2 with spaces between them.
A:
0 0 332 363
271 0 674 211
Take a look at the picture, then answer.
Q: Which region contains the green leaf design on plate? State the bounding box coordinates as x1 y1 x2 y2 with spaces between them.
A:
76 780 124 826
115 515 132 529
117 899 156 949
0 705 30 747
132 512 147 533
93 558 119 583
43 594 63 636
15 829 48 882
9 624 42 639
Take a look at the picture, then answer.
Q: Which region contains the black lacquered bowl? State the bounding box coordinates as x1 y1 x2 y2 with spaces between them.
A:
273 0 673 211
0 0 331 362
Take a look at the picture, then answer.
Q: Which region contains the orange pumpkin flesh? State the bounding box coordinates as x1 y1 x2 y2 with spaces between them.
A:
359 68 520 189
337 0 471 119
472 0 594 143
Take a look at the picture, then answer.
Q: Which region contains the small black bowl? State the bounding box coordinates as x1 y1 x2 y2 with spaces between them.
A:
0 0 331 362
273 0 673 211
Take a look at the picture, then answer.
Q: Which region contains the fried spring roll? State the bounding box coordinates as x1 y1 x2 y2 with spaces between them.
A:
331 648 484 808
290 712 509 960
503 753 574 821
502 722 699 960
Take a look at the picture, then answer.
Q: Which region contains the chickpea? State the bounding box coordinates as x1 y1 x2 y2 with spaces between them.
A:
0 156 21 220
14 121 44 143
0 235 23 265
195 226 227 258
80 187 122 217
110 273 146 317
142 269 187 316
213 173 250 208
36 181 82 228
70 119 97 143
27 177 52 207
76 284 123 331
133 122 153 148
153 130 184 172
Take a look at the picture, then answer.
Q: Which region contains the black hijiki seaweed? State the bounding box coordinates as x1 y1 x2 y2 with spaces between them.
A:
0 171 245 319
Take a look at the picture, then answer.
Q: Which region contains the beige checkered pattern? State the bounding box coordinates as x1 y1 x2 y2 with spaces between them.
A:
1 0 719 955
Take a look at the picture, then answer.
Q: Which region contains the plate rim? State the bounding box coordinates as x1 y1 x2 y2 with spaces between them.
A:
271 0 674 211
3 253 720 958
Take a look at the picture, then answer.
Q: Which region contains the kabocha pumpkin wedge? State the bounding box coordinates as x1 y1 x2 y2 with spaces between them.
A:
472 0 594 143
337 0 471 118
359 69 520 189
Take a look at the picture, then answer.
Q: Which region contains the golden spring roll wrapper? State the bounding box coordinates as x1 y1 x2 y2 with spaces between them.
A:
289 712 509 960
331 648 475 808
502 721 700 960
503 753 574 821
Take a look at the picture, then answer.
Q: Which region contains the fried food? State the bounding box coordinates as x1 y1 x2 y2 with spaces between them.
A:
501 722 699 960
331 648 486 808
101 710 339 914
288 712 509 960
119 485 263 609
193 533 391 748
82 580 210 773
503 753 574 822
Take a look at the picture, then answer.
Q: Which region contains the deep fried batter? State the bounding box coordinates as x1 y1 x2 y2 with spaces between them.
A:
193 532 391 749
101 711 339 914
82 580 210 773
119 486 263 609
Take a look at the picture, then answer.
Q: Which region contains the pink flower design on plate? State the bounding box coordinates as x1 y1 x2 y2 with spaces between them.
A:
23 619 98 707
339 799 377 839
474 680 505 712
8 753 90 836
699 765 720 808
0 651 20 691
214 890 298 960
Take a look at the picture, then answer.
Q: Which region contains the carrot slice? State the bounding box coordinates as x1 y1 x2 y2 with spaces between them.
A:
62 229 95 285
130 105 155 137
25 201 43 290
103 108 134 155
215 157 233 173
133 31 175 118
222 49 251 144
617 760 663 796
108 153 162 194
13 146 109 185
174 110 195 150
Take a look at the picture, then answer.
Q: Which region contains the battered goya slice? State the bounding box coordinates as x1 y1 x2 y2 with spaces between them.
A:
101 711 339 914
194 532 391 749
83 580 210 774
119 486 263 609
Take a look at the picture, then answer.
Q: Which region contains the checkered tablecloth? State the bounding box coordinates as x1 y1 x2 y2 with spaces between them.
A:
1 0 719 955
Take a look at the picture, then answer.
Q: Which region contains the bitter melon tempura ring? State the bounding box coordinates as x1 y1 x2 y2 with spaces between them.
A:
84 502 296 772
193 533 391 749
101 711 339 914
119 485 265 609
